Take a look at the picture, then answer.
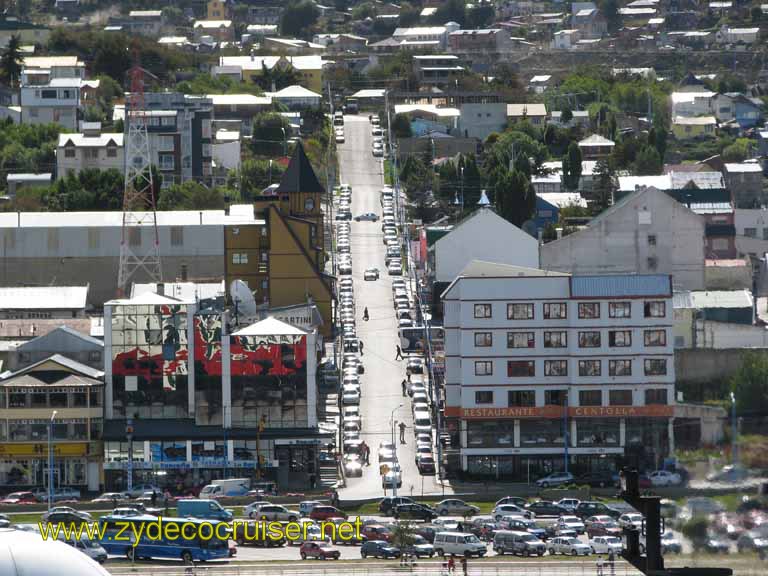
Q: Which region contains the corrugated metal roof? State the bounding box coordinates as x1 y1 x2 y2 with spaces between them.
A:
673 290 694 309
570 275 671 298
690 290 753 309
0 286 88 310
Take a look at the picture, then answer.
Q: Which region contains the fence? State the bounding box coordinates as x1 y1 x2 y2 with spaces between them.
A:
108 559 639 576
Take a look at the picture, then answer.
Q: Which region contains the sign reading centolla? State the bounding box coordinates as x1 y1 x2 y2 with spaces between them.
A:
452 405 673 419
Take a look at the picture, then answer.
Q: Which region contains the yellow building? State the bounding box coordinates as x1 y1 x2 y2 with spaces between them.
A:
207 0 232 19
0 355 104 492
225 143 332 336
217 55 325 93
672 116 717 140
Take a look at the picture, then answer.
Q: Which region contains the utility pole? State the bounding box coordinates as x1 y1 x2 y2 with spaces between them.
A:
118 48 162 296
48 410 57 511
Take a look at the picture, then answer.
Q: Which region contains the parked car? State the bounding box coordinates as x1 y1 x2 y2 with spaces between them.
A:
585 516 622 537
360 540 401 559
122 484 161 498
619 513 644 531
556 498 581 513
575 501 622 520
92 492 129 503
649 470 682 487
535 472 574 488
0 491 36 504
661 531 682 554
416 455 436 475
435 499 479 517
576 470 617 488
737 530 768 553
255 504 300 522
500 517 546 540
432 532 487 557
548 536 592 556
590 536 623 555
557 516 586 534
394 503 437 522
492 530 545 557
379 496 415 515
704 537 731 554
33 487 81 502
361 524 391 542
493 504 532 521
300 541 340 560
525 501 568 517
495 496 527 508
309 506 347 521
402 534 435 558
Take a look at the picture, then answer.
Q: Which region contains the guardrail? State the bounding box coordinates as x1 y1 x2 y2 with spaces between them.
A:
108 560 639 576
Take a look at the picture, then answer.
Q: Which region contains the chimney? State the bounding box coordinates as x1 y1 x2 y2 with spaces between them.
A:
157 283 165 295
181 264 188 282
556 227 563 240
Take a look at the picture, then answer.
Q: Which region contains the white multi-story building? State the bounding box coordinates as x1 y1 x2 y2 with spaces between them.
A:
442 260 675 480
57 123 124 176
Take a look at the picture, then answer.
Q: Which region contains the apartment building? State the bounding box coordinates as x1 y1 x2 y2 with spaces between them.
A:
57 123 124 176
442 261 675 479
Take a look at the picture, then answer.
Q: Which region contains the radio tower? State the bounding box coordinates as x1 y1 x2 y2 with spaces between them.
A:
117 50 162 297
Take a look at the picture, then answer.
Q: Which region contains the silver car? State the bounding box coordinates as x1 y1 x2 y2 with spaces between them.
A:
548 537 591 556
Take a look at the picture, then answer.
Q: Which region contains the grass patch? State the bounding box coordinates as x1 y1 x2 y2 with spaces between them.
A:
384 159 393 186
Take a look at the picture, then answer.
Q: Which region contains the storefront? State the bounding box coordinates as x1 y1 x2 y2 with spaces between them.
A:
0 441 102 491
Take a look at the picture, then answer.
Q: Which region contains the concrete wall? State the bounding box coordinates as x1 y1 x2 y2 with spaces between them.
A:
696 320 768 349
705 262 752 290
458 103 507 140
540 187 706 290
396 137 479 160
675 347 755 383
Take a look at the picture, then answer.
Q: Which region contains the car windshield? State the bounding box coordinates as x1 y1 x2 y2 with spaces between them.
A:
605 537 621 544
464 535 480 543
521 535 538 542
567 538 580 545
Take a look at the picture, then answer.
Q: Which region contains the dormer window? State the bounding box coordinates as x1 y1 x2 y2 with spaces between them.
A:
304 197 315 212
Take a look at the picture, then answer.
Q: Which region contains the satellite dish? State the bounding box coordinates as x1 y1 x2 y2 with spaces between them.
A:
229 280 258 319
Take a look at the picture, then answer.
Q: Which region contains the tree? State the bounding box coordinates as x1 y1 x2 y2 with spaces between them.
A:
723 138 751 163
599 0 621 33
752 5 763 22
391 114 412 139
390 521 416 551
731 351 768 415
634 145 662 175
562 142 583 190
281 0 320 38
681 518 709 551
157 181 226 210
251 112 291 156
433 0 466 26
495 169 536 228
592 159 615 213
560 106 573 126
0 35 24 87
467 4 495 28
92 34 132 83
237 159 287 198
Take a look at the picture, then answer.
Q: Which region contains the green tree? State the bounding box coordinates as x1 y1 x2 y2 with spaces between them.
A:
752 5 763 22
0 35 24 87
281 0 320 38
93 34 133 83
560 106 573 125
390 521 416 551
722 138 751 163
634 145 662 175
681 518 709 551
251 112 291 156
592 159 615 213
562 142 583 190
731 351 768 414
433 0 466 25
158 181 226 210
467 4 495 28
237 158 287 198
495 169 536 228
391 114 412 139
399 2 421 26
599 0 621 33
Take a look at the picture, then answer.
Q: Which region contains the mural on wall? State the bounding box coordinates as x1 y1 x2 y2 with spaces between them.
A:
230 334 307 377
194 314 223 375
111 304 188 391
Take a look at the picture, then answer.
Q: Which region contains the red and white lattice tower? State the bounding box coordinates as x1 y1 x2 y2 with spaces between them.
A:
117 58 162 297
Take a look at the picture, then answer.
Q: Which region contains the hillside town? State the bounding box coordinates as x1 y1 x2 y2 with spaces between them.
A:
1 0 768 575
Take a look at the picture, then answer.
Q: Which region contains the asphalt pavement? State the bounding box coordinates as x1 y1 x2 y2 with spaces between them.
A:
335 115 448 501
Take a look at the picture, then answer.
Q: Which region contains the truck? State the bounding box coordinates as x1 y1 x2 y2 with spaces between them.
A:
343 98 359 114
199 478 251 498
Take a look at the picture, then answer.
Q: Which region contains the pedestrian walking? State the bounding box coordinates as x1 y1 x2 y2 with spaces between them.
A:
460 557 467 576
363 307 369 321
359 340 364 355
608 550 616 576
596 555 604 576
395 345 403 360
399 421 407 444
151 490 157 507
447 555 455 573
402 379 407 396
309 474 317 490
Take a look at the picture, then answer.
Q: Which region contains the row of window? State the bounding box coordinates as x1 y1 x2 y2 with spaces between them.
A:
474 358 668 377
231 251 269 265
473 301 666 320
63 147 118 159
475 329 666 349
476 388 668 406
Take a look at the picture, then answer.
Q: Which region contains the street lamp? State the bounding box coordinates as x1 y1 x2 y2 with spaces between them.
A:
48 410 57 511
459 165 464 213
390 404 403 497
730 392 737 466
563 390 569 476
280 127 287 156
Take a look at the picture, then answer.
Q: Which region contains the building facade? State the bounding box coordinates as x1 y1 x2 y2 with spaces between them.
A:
57 125 124 177
442 262 675 479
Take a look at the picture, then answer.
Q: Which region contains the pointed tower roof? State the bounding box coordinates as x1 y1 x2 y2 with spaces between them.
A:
276 141 325 195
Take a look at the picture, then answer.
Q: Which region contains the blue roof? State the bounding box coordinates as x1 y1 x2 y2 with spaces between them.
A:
571 275 671 298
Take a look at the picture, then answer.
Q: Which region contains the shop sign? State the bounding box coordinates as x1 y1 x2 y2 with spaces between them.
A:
103 460 276 471
273 438 323 446
451 405 673 419
0 443 88 457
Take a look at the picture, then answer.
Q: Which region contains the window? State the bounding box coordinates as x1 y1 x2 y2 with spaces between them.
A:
474 332 492 347
170 226 183 246
578 302 600 319
609 359 632 376
763 228 768 241
88 350 102 363
475 391 493 404
744 227 757 238
544 360 568 376
84 148 98 159
609 390 633 406
232 252 248 265
87 228 99 250
41 89 57 99
508 360 535 377
544 331 567 348
474 303 492 318
579 359 601 376
578 331 601 348
544 302 567 319
508 303 534 320
260 250 269 262
508 390 535 407
474 361 493 376
644 329 667 347
579 390 602 406
159 154 175 170
158 135 175 152
648 234 657 246
644 359 667 376
711 238 729 251
645 389 668 405
644 301 666 318
507 332 534 348
609 302 631 318
545 390 568 406
647 257 658 270
304 197 315 211
106 146 117 158
64 146 76 158
128 227 140 247
609 330 632 347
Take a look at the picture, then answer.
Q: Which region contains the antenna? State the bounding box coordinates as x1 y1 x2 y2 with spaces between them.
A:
229 280 258 322
117 42 162 297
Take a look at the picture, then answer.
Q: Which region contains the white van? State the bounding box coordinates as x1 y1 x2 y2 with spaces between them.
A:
200 478 251 498
433 532 487 557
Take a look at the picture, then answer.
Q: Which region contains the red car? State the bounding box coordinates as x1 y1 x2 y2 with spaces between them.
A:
585 515 623 538
0 491 36 504
362 524 392 542
309 505 347 521
300 541 341 560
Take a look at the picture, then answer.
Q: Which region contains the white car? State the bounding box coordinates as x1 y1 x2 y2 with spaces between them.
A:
618 513 644 531
244 500 272 518
364 268 379 281
492 504 531 521
388 263 402 276
535 472 574 488
378 442 396 463
342 389 360 405
548 536 592 556
435 499 480 516
382 464 402 489
557 516 586 534
253 504 300 522
590 536 623 555
649 470 682 486
335 133 345 144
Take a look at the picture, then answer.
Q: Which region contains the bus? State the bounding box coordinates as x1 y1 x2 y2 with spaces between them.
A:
99 514 233 563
